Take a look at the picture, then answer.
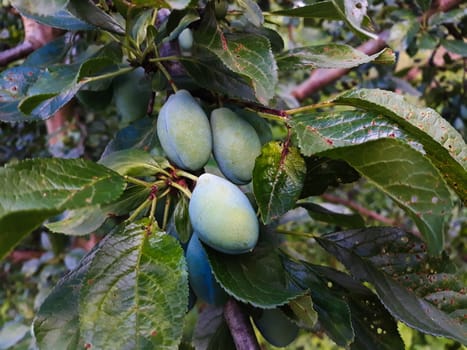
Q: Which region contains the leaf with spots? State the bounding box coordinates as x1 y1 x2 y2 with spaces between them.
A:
194 9 277 104
276 45 393 70
34 219 189 349
334 89 467 202
0 158 125 259
316 227 467 344
285 258 405 349
253 141 306 224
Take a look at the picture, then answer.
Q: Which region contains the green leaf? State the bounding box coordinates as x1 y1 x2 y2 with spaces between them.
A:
428 9 466 27
206 235 305 308
79 220 188 349
299 201 365 228
272 1 341 19
253 142 306 224
16 8 95 31
334 89 467 202
315 227 467 344
287 295 318 329
35 219 189 349
331 0 378 39
300 156 360 197
441 39 467 57
325 139 452 254
173 196 192 244
23 35 71 67
45 206 108 236
67 0 125 35
0 158 125 259
0 321 30 349
276 45 392 70
195 12 277 104
192 305 236 350
98 149 163 176
237 0 264 27
11 0 69 16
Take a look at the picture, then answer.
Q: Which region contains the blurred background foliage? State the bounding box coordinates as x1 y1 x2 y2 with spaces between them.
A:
0 0 465 349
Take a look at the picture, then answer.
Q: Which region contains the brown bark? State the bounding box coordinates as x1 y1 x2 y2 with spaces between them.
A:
291 0 462 100
224 299 260 350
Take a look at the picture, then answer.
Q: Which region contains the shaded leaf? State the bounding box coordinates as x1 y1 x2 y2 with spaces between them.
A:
441 39 467 57
45 206 108 236
67 0 125 35
322 139 453 254
253 142 306 224
299 201 365 228
11 0 69 16
79 219 188 349
195 11 277 104
237 0 264 27
0 158 125 259
206 234 305 308
277 45 392 70
192 305 236 350
287 295 318 329
23 35 71 67
98 149 163 176
17 8 95 31
173 195 192 244
272 1 341 19
334 89 467 202
316 227 467 344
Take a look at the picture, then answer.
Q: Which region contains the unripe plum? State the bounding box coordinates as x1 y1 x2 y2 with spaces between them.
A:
178 28 193 54
186 233 227 305
211 107 261 184
253 308 299 347
157 90 212 171
189 173 259 254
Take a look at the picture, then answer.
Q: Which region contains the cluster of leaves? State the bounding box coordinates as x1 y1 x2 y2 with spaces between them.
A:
0 0 466 349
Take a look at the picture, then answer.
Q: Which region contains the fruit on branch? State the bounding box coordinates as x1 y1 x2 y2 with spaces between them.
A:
157 90 212 171
186 233 227 305
112 67 152 124
177 28 193 55
211 107 261 185
189 173 259 254
253 308 299 347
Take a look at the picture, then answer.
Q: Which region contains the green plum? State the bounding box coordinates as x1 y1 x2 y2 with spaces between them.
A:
157 90 212 171
178 28 193 54
188 173 259 254
211 107 261 184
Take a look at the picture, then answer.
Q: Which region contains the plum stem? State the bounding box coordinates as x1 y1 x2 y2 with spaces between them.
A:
124 175 151 187
170 181 192 199
286 100 335 115
175 170 199 182
224 299 260 350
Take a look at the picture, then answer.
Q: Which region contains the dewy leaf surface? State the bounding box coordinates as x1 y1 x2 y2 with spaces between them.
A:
277 45 392 70
195 11 277 104
334 89 467 201
253 142 306 224
0 158 125 259
79 220 188 349
316 227 467 344
323 139 453 254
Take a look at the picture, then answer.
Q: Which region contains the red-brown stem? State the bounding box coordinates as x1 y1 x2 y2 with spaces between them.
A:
224 299 260 350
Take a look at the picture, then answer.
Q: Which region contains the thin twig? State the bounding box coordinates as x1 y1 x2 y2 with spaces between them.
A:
224 299 260 350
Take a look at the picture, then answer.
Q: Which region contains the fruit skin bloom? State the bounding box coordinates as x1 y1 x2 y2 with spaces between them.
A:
157 90 212 171
189 173 259 254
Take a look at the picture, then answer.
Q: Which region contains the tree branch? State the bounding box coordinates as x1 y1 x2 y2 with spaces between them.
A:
291 0 462 100
224 299 260 350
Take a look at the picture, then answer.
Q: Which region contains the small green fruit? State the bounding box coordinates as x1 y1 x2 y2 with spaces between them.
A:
189 173 259 254
178 28 193 54
157 90 212 171
211 107 261 184
186 233 227 305
253 308 299 347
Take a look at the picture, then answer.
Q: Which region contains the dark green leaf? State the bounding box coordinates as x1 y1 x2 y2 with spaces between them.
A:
195 11 277 104
11 0 69 16
80 219 187 348
23 35 71 67
173 196 192 244
299 201 365 228
316 227 467 344
441 39 467 57
206 234 305 308
0 158 125 259
67 0 125 35
300 156 360 197
277 45 392 70
16 8 95 31
287 295 318 329
334 89 467 202
253 142 306 224
237 0 264 27
428 9 466 26
272 1 341 19
323 139 453 254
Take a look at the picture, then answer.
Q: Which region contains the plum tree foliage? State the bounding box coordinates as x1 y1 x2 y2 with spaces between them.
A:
0 0 466 349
